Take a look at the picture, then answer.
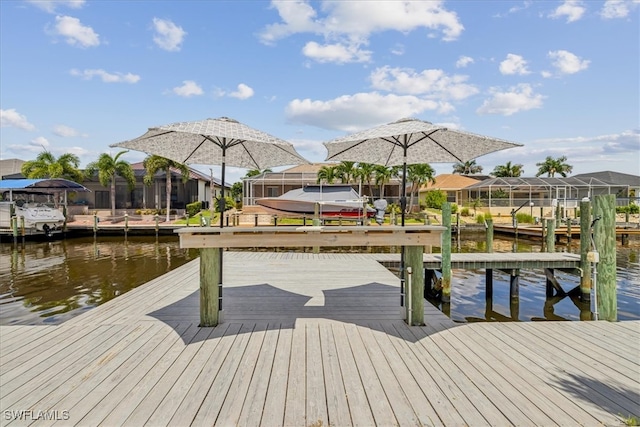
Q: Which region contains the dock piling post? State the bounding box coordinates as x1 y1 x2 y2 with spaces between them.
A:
124 213 129 237
545 218 555 252
200 248 221 326
93 213 98 237
441 202 452 303
154 214 159 237
485 218 493 253
405 246 424 325
593 195 617 321
579 199 592 302
11 216 18 246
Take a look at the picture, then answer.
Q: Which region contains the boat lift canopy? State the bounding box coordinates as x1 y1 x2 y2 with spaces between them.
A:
0 178 90 202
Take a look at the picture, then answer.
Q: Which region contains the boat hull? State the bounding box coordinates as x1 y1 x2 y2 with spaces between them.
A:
257 198 373 217
16 203 65 232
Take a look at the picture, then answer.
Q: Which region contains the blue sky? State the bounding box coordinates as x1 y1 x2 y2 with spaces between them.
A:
1 0 639 184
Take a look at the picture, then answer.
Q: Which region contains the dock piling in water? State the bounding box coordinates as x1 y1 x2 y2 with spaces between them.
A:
441 202 452 303
579 199 592 302
593 194 617 321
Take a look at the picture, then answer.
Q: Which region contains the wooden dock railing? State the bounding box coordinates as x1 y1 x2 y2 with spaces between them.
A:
177 225 445 327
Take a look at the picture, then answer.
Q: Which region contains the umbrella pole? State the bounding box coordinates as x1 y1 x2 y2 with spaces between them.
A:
218 153 226 313
400 146 408 310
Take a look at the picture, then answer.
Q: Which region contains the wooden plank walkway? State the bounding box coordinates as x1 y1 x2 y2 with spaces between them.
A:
1 252 638 426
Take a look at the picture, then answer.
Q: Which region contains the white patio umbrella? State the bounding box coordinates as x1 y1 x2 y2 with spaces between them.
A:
111 116 308 224
112 117 308 314
324 117 523 225
324 118 522 309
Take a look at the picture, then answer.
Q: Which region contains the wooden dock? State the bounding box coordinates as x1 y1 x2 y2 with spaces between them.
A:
1 252 638 426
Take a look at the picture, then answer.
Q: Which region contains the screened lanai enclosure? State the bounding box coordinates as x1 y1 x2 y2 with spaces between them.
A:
464 175 638 217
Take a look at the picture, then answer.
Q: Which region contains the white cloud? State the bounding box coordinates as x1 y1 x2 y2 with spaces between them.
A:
25 0 85 13
456 56 474 68
152 18 186 52
229 83 255 100
549 0 586 23
286 92 441 132
548 50 590 74
30 136 50 149
49 15 100 48
600 0 638 19
476 84 545 116
53 124 81 137
260 1 464 63
369 66 479 101
499 54 530 75
391 44 405 56
172 80 203 97
1 109 36 131
69 68 141 83
302 41 372 63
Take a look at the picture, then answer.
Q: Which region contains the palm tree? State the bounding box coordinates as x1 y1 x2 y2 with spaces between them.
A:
85 151 136 216
407 163 436 212
335 161 357 184
143 155 190 222
355 162 376 198
452 160 483 175
21 150 83 182
316 165 337 184
244 168 272 178
535 156 573 177
492 161 524 177
374 165 400 200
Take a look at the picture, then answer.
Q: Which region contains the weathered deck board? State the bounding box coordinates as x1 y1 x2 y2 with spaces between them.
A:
1 252 638 427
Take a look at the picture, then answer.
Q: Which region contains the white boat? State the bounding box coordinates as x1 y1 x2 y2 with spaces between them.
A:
0 201 65 235
256 185 374 218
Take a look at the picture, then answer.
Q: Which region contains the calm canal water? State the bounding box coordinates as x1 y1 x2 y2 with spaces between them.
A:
1 233 638 325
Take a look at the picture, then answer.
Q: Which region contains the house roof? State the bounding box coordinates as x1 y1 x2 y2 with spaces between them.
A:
420 174 484 191
573 171 640 187
129 161 229 187
0 158 25 179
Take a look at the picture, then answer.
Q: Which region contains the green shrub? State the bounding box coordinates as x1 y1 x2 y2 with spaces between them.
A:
616 205 639 214
451 203 458 214
423 190 447 209
516 212 534 224
460 207 470 217
215 196 235 212
186 201 202 217
476 213 485 224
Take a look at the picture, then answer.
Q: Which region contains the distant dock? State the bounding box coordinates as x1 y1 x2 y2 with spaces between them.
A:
1 252 638 426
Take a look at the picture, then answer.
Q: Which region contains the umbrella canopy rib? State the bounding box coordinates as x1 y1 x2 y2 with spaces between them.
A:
184 136 211 164
424 131 463 163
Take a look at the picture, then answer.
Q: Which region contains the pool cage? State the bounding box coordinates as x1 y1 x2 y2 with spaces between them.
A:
463 176 635 217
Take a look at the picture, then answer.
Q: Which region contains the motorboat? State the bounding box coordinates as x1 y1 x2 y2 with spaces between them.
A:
0 200 65 235
256 185 375 218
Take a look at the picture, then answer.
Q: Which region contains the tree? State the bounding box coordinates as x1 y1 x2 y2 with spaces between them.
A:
244 169 272 178
316 165 337 184
85 151 136 216
492 161 524 177
453 160 483 175
143 155 190 222
407 163 436 212
335 161 357 184
354 162 376 198
535 156 573 177
21 150 83 182
373 165 400 200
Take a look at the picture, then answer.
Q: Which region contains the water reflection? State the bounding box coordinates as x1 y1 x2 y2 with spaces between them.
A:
0 236 198 325
429 232 640 322
1 232 638 325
